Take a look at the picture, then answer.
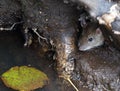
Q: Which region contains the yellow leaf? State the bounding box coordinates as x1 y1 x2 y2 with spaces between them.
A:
1 66 49 91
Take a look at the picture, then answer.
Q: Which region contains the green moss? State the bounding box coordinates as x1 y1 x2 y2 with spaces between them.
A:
1 66 49 91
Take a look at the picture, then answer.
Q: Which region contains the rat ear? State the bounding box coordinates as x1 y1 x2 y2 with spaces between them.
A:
96 28 102 34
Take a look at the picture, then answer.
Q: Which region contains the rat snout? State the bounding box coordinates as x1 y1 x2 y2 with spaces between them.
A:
78 42 83 51
78 41 85 51
78 42 85 51
79 44 92 51
78 42 80 47
79 45 86 51
79 47 83 51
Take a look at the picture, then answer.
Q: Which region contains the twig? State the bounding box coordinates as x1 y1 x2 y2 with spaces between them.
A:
66 78 79 91
60 75 79 91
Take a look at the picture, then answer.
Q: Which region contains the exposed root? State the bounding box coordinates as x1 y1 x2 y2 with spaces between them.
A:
32 28 48 43
24 27 48 47
0 21 23 31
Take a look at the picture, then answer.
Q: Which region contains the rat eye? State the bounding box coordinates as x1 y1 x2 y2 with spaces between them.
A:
88 37 93 42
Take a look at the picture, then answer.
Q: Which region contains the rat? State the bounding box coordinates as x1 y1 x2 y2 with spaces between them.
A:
78 22 104 51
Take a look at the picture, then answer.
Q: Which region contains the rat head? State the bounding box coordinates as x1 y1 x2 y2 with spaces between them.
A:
78 22 104 51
